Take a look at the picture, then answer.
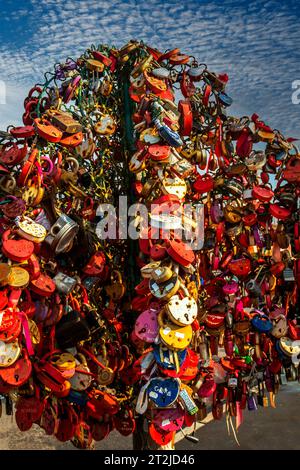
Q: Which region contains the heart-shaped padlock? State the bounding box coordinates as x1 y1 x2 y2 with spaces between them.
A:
148 423 174 446
158 310 193 350
166 294 198 326
69 354 92 391
167 239 195 267
134 308 159 343
149 272 180 300
251 312 273 333
147 377 180 407
152 406 185 432
159 172 187 199
30 273 56 297
2 230 34 262
0 348 32 386
0 339 21 367
153 345 187 371
278 337 300 357
15 216 47 243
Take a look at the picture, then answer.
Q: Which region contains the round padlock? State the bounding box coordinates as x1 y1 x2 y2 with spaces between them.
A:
0 339 21 367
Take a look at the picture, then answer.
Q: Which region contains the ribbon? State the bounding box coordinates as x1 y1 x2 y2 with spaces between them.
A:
19 311 34 356
236 401 243 429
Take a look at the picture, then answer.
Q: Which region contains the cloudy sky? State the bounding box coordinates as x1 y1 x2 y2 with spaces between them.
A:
0 0 299 137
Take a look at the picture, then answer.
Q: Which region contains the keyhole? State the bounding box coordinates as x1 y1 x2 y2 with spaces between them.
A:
138 327 146 335
14 373 19 382
185 313 189 322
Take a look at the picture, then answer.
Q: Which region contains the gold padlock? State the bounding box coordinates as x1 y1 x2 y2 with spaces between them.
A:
105 270 126 301
47 109 82 134
94 114 116 136
86 58 104 73
7 266 30 288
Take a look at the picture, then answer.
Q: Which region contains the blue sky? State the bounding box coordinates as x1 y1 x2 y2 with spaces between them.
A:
0 0 299 137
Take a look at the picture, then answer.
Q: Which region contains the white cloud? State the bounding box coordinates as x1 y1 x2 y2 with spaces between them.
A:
0 0 299 137
0 83 29 130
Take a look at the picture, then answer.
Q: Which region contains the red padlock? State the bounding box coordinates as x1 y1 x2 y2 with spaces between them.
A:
0 142 28 166
178 100 193 136
167 239 195 266
30 273 56 297
2 230 34 262
193 174 214 194
10 126 35 139
34 118 63 143
0 348 32 387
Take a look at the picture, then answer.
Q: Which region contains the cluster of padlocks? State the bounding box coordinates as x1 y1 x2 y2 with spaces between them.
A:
0 40 299 449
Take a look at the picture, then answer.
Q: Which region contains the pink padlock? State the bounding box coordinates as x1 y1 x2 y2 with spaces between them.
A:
269 306 285 319
152 407 185 432
222 280 239 296
134 308 159 343
197 376 216 398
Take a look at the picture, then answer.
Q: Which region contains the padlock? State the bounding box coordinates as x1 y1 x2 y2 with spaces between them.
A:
53 272 77 295
158 309 193 351
45 214 79 254
166 290 198 326
104 270 126 302
47 109 82 134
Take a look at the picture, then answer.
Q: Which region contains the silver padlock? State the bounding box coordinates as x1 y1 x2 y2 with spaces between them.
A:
45 214 79 253
246 266 265 297
283 267 295 282
53 272 77 295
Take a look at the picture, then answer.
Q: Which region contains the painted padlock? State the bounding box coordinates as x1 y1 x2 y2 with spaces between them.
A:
0 339 21 367
166 292 198 326
15 216 47 243
0 348 32 386
270 314 288 338
153 345 187 371
45 214 79 253
251 311 273 333
152 406 185 432
0 308 22 343
69 354 92 391
158 310 193 350
2 230 34 262
134 308 159 343
53 272 77 295
147 377 180 408
149 272 180 301
167 239 195 267
278 337 300 357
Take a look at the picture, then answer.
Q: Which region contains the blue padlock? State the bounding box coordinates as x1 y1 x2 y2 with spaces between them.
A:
218 92 233 107
66 390 88 406
153 345 187 370
147 377 180 407
251 313 273 333
153 118 183 148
